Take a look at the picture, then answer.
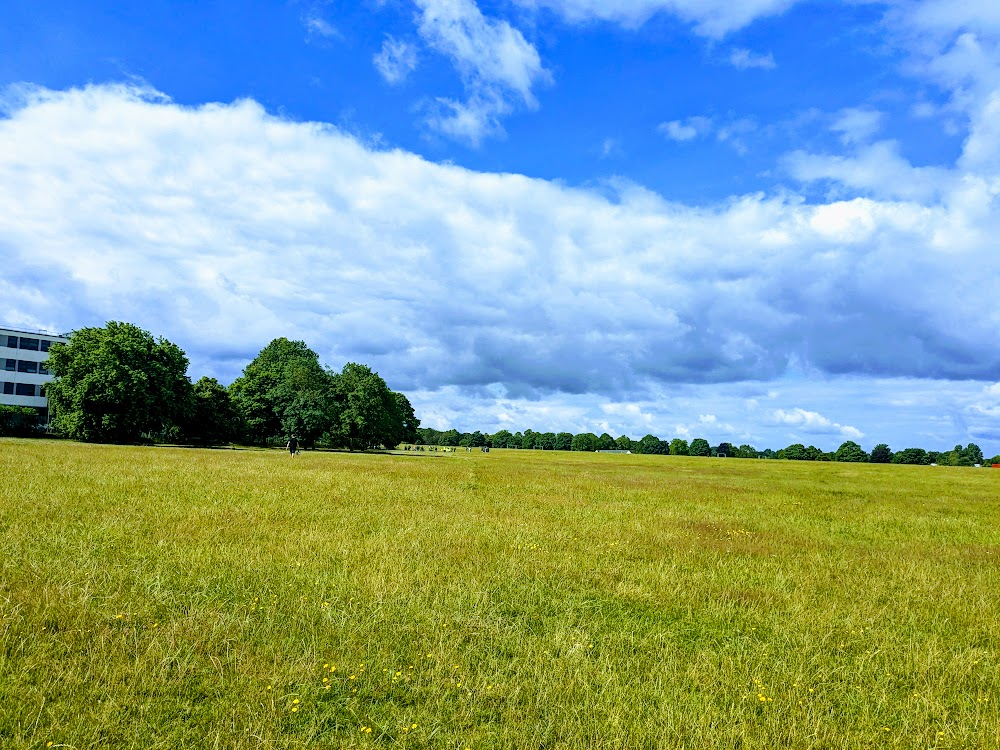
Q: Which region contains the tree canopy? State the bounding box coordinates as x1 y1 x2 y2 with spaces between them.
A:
46 321 194 443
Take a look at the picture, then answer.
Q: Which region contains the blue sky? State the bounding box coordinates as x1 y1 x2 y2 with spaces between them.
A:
2 0 999 454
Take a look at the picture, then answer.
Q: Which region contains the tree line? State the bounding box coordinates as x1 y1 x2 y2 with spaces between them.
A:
416 428 998 466
12 321 419 448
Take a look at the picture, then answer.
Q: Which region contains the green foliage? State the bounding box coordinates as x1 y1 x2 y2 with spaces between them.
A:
892 447 930 465
597 432 616 450
571 432 599 452
329 362 415 450
716 442 733 457
487 429 512 448
614 435 634 451
870 443 893 463
835 441 869 463
0 405 42 437
229 338 333 446
669 438 689 456
535 432 556 450
782 443 807 461
689 438 711 457
734 444 758 459
554 432 573 451
181 377 242 446
45 321 194 444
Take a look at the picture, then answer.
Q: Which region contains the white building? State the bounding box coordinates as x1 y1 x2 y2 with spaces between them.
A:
1 326 69 421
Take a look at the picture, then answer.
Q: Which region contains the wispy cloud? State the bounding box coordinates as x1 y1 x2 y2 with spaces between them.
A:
414 0 551 145
373 36 419 84
303 14 339 40
729 47 776 69
511 0 803 38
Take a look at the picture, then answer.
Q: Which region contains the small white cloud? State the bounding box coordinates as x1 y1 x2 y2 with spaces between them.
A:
658 116 712 142
304 14 339 39
373 36 419 85
729 48 776 70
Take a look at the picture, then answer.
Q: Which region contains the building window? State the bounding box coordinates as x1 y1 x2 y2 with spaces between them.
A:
4 359 13 371
19 337 40 351
17 360 38 374
40 339 52 352
14 383 35 397
5 336 17 349
3 382 14 395
38 364 49 375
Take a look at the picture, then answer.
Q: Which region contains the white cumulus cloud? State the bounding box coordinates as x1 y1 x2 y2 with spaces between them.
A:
414 0 550 144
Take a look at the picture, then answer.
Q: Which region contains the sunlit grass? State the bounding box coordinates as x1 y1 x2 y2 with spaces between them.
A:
1 439 998 748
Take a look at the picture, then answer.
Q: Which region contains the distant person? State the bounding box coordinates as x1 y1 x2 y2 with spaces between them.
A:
286 436 298 457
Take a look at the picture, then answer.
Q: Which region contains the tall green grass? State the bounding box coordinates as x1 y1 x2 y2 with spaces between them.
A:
1 439 997 748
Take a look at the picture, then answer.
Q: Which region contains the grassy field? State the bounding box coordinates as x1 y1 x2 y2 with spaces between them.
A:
1 439 998 749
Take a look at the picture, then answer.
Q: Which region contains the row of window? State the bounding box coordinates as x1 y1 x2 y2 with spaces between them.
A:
3 336 55 352
2 382 43 397
3 359 50 375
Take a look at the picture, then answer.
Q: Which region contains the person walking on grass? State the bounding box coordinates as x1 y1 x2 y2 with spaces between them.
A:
286 435 298 457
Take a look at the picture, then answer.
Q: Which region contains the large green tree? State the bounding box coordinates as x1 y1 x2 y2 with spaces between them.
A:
46 321 194 444
229 338 334 446
329 362 418 450
835 441 869 463
689 438 711 457
870 443 893 463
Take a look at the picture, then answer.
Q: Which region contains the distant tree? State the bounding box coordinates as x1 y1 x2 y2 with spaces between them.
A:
988 454 1000 466
716 441 734 457
635 434 661 454
466 430 486 448
0 405 42 437
46 321 194 444
965 443 984 465
181 377 241 446
597 433 616 450
488 429 512 448
835 440 869 463
689 438 711 457
870 443 893 463
734 444 757 458
436 428 461 447
892 448 930 465
804 445 824 461
615 435 634 451
784 443 808 461
669 438 689 456
537 432 556 450
554 432 574 451
571 432 599 452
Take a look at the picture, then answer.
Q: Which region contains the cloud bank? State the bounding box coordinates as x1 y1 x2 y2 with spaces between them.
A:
0 83 998 449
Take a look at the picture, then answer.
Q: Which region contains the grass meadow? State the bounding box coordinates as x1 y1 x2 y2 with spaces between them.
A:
1 439 998 749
